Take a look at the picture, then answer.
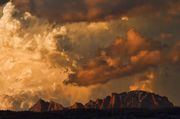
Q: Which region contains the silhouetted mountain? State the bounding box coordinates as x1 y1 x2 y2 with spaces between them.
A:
70 102 85 109
29 91 173 112
29 99 64 112
85 91 173 109
48 101 64 111
85 100 96 108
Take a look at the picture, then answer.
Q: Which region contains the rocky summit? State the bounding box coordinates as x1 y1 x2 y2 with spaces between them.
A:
29 91 173 112
85 91 174 109
29 99 64 112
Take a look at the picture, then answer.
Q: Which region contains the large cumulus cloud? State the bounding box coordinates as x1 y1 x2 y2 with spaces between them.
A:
65 29 179 86
0 0 179 110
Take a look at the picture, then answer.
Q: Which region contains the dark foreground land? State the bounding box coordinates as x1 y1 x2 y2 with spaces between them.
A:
0 108 180 119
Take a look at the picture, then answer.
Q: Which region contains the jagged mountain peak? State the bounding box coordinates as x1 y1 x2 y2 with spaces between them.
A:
70 102 85 109
85 90 173 109
29 90 174 112
30 99 64 112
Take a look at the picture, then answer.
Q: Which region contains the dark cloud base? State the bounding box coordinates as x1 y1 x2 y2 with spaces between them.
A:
11 0 179 22
0 0 8 5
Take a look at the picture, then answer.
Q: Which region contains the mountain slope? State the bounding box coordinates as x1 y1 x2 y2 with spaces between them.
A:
29 99 64 112
70 102 85 109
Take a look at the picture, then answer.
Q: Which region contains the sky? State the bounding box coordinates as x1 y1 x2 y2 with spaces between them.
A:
0 0 179 110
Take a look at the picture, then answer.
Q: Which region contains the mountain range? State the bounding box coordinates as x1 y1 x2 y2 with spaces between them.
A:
29 90 174 112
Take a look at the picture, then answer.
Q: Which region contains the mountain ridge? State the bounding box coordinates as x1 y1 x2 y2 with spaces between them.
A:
29 90 174 112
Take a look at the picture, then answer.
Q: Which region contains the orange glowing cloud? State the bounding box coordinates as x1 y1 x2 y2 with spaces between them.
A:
65 29 163 86
129 72 156 92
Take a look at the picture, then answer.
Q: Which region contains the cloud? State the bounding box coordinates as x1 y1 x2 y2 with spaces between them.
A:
169 41 180 64
0 1 179 110
65 29 164 86
129 72 156 92
11 0 178 22
0 0 8 5
0 2 96 110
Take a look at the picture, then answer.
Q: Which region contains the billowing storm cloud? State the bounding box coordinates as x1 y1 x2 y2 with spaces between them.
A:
0 0 179 110
65 29 179 86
